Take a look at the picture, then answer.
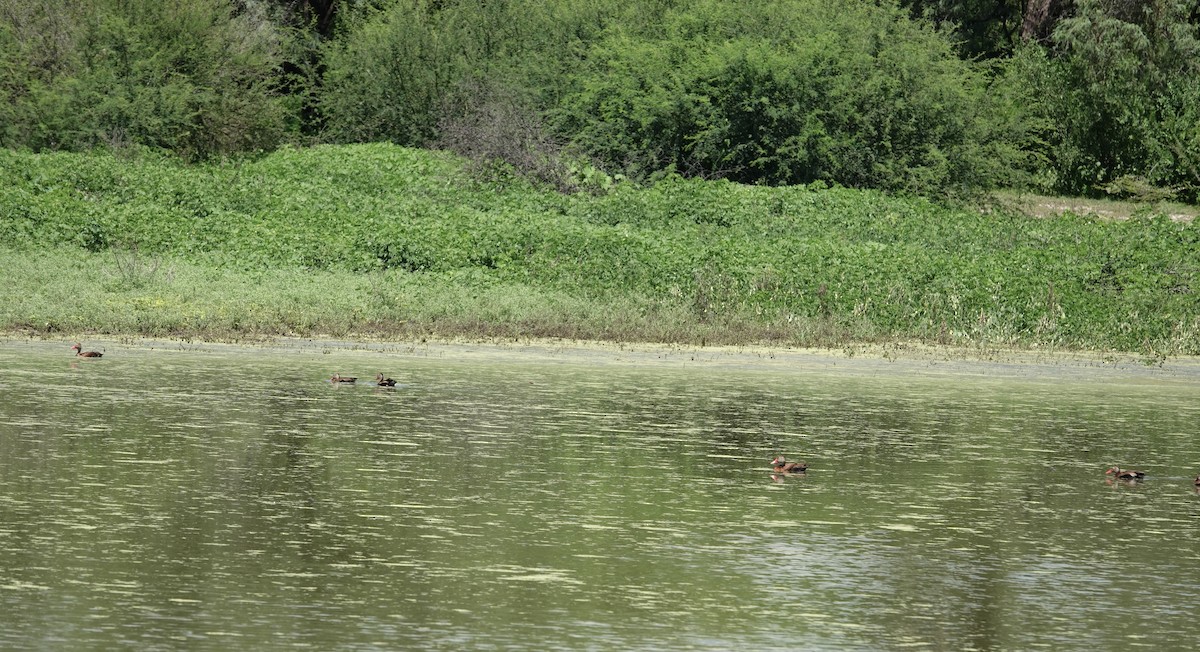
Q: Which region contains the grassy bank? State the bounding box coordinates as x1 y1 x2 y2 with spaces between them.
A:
1 245 804 345
2 144 1198 357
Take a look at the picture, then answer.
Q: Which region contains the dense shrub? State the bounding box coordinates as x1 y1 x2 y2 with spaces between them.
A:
1003 0 1200 201
553 0 1018 195
318 3 456 145
0 0 288 158
4 0 1200 201
317 0 1030 196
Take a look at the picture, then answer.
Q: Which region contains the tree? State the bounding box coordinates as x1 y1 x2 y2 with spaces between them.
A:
1020 0 1074 43
900 0 1026 58
1041 0 1200 198
554 0 1023 195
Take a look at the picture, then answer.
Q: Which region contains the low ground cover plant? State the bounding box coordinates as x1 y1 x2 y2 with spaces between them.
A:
2 144 1196 357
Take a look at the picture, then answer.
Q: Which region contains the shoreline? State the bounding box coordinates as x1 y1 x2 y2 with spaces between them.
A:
13 332 1200 385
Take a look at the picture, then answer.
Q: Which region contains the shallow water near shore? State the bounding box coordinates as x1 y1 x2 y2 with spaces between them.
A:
2 339 1200 650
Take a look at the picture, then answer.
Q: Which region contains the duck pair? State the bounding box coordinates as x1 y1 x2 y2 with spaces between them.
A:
770 461 1191 484
331 373 396 387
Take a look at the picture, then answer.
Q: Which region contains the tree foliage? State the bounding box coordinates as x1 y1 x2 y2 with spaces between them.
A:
318 3 454 145
552 1 1028 195
316 0 1032 195
3 0 1200 200
1006 0 1200 200
0 0 288 158
900 0 1026 58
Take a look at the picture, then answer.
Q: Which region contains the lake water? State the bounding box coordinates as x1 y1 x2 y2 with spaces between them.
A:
2 339 1200 650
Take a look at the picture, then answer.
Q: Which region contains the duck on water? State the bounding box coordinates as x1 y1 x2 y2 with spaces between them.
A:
71 343 103 358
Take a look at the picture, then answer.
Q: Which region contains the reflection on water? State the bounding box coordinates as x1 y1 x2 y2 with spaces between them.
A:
2 341 1200 650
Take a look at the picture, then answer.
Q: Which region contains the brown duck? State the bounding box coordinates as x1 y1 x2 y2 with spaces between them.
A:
330 373 357 384
375 373 397 387
71 343 103 358
1105 466 1146 480
772 456 808 473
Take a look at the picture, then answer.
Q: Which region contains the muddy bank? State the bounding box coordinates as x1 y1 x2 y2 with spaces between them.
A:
17 333 1200 386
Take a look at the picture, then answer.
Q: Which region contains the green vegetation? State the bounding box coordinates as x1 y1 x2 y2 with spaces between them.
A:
0 0 287 158
4 2 1198 357
2 145 1197 357
4 1 1200 200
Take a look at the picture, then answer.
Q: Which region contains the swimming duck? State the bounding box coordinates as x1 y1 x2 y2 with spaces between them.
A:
375 373 397 387
771 456 808 473
1194 475 1199 487
1105 466 1146 480
330 373 357 383
71 343 103 358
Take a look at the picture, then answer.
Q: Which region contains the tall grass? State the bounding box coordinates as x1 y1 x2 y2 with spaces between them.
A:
1 144 1197 356
0 245 859 346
